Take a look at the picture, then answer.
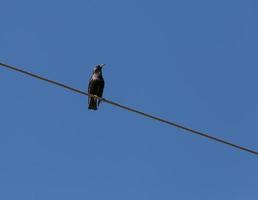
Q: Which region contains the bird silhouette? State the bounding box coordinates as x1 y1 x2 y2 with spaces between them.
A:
88 64 105 110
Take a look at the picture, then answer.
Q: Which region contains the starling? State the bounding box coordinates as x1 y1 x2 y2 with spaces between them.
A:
88 64 105 110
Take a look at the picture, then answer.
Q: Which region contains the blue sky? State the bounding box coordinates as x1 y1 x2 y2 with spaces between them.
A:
1 0 258 199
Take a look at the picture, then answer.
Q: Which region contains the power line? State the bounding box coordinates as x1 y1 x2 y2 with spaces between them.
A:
1 61 257 156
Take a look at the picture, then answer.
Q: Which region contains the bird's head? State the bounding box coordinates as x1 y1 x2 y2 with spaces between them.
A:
93 64 105 75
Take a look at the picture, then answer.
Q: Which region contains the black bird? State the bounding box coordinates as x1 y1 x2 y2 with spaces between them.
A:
88 64 105 110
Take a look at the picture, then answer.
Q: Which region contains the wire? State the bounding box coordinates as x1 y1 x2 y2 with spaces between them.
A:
1 61 258 156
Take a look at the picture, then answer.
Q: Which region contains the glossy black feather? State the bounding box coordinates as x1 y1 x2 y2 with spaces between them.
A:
88 65 105 110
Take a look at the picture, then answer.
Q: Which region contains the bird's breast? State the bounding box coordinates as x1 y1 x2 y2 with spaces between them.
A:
92 74 99 80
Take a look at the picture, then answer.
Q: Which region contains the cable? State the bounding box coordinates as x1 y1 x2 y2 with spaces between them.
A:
1 61 258 156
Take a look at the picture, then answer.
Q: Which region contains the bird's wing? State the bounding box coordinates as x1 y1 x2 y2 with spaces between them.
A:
98 80 105 97
97 79 105 105
88 78 93 93
88 78 94 103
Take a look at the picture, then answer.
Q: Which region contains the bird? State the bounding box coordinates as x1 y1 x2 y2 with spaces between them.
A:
88 64 105 110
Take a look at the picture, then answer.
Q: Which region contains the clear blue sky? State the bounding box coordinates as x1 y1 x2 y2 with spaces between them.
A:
1 0 258 199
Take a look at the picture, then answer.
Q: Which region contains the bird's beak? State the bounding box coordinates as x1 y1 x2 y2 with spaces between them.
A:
100 64 105 68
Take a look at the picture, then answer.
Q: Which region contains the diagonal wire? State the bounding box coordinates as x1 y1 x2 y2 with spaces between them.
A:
0 61 258 156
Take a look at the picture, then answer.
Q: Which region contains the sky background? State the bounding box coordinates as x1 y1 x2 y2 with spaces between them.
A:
1 0 258 199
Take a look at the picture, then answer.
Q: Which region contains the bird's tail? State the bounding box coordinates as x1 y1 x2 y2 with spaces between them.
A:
88 97 97 110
